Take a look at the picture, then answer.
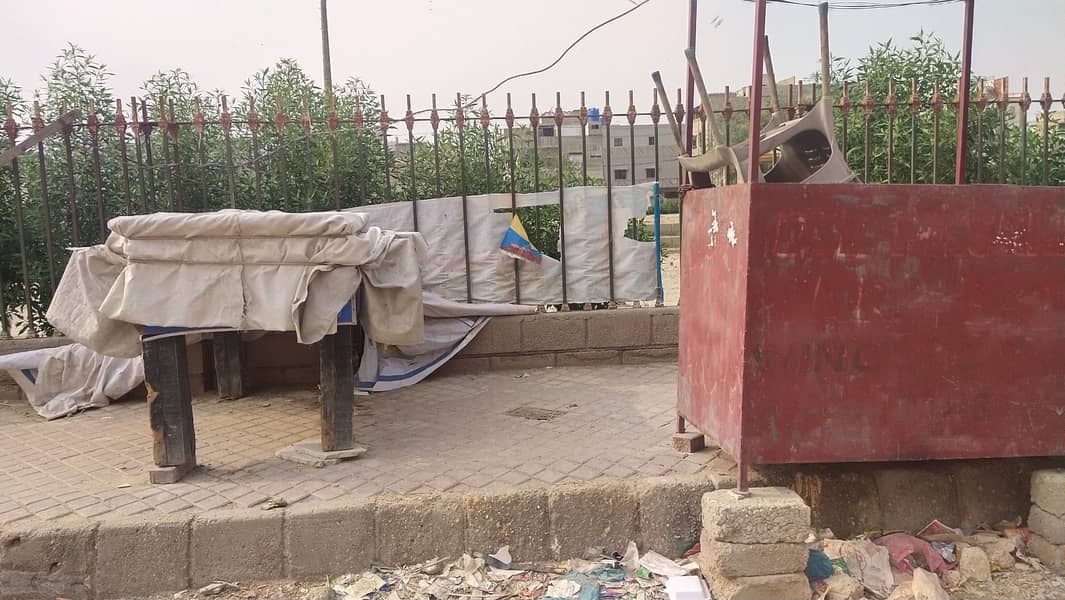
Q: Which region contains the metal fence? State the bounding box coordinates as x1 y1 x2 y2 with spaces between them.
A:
2 75 1064 334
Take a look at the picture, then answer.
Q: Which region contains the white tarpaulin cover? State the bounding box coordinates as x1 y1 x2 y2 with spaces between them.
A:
353 183 657 304
356 292 536 392
0 344 142 419
47 210 427 358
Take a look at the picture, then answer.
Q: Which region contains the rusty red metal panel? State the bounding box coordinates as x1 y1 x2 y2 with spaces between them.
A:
680 183 1065 465
678 185 752 463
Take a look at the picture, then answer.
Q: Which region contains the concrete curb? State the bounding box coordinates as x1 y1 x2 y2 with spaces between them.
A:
0 472 716 600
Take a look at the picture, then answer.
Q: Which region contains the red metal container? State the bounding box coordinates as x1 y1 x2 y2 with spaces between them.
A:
678 183 1065 466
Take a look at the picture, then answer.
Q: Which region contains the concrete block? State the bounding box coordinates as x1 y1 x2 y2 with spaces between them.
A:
0 521 96 600
636 475 714 558
556 350 620 367
466 489 551 562
1032 469 1065 517
95 514 190 598
651 309 680 346
874 466 958 533
433 357 492 377
285 499 375 578
490 353 556 371
375 494 465 566
190 509 283 586
1029 533 1065 574
701 487 810 544
699 537 808 578
952 459 1031 530
520 313 587 352
460 316 522 356
549 482 638 560
702 570 810 600
1029 505 1065 545
621 347 678 364
586 310 651 349
671 432 705 454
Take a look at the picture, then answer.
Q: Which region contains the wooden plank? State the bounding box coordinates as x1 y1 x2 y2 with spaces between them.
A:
143 335 196 469
0 110 80 167
320 324 354 452
212 331 246 399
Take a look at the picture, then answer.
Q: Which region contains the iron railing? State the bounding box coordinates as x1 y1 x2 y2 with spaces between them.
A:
2 75 1064 335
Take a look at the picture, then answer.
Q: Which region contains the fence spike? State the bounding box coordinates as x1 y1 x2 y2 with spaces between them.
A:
861 81 874 117
115 98 127 134
952 77 963 112
429 93 438 131
480 95 490 130
931 81 942 114
997 77 1010 110
908 79 919 114
627 90 637 126
87 98 99 136
130 97 141 136
405 94 415 132
529 93 539 129
839 82 850 117
886 80 897 115
32 100 44 131
3 103 16 141
554 92 563 127
246 96 260 133
579 92 588 126
723 85 734 121
220 95 232 132
379 95 389 134
603 91 612 126
193 97 204 137
505 93 514 129
1020 77 1032 112
674 88 684 126
274 96 286 134
157 96 169 137
650 88 661 124
454 93 464 128
1040 77 1053 113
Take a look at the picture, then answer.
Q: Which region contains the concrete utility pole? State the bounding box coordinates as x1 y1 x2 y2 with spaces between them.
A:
321 0 334 99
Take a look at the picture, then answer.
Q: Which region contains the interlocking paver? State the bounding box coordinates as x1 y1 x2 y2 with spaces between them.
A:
0 363 730 524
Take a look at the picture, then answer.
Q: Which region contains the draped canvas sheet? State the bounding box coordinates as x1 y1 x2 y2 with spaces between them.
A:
353 183 657 304
47 210 427 358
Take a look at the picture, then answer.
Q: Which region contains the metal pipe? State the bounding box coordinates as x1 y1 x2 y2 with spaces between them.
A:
819 2 831 94
746 0 769 185
653 182 663 307
955 0 974 184
684 0 697 156
320 0 333 99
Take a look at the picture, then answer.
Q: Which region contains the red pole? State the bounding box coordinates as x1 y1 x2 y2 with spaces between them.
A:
955 0 974 184
746 0 768 183
684 0 698 156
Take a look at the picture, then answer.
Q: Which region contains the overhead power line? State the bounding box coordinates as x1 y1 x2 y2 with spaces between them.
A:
741 0 962 9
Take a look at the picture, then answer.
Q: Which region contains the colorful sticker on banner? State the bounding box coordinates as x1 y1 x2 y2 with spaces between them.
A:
500 214 542 264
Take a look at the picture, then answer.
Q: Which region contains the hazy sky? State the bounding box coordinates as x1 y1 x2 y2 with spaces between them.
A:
3 0 1064 112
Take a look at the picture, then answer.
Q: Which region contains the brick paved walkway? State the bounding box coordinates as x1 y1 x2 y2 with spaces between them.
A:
0 363 732 526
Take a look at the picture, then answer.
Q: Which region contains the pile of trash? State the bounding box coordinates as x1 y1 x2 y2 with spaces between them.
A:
326 545 700 600
805 518 1047 600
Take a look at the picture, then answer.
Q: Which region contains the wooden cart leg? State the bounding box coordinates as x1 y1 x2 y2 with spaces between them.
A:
212 331 246 399
144 335 197 484
320 324 354 452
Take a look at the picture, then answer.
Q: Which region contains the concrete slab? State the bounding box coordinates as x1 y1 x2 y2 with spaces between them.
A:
276 438 367 467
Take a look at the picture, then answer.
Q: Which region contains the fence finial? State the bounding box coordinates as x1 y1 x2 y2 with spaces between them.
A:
87 98 99 136
32 99 44 131
193 97 204 137
505 93 514 129
454 93 464 128
249 96 262 133
529 93 539 129
861 81 873 117
838 82 849 117
115 98 127 134
3 102 16 142
221 95 232 132
650 88 661 124
379 95 389 134
429 93 438 131
885 80 897 115
603 91 612 126
554 92 563 127
1020 77 1032 112
130 97 141 136
627 90 637 126
480 94 490 130
405 94 414 133
723 85 733 121
908 79 919 115
975 78 988 112
931 81 942 114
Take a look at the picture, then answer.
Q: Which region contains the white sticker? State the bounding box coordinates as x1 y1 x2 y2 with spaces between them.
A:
708 210 720 246
727 221 738 247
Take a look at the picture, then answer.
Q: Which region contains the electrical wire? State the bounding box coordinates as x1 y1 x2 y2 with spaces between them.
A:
411 0 653 115
741 0 961 9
